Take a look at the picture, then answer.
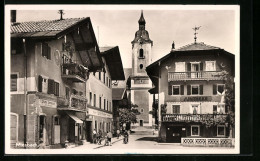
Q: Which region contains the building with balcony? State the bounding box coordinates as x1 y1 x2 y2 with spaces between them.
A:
146 41 235 146
10 12 103 148
85 46 125 140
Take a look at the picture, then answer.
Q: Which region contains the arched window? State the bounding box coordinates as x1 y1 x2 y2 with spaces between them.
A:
139 49 144 58
140 64 143 69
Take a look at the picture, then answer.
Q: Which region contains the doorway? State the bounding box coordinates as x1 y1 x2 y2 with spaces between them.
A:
85 121 92 142
191 63 200 78
140 120 143 127
39 115 46 144
166 126 182 143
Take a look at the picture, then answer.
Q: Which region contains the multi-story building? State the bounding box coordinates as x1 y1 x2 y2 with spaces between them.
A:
85 46 125 139
130 11 153 129
10 12 103 148
146 41 235 146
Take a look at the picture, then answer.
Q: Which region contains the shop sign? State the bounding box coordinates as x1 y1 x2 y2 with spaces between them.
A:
39 99 57 108
88 108 112 119
181 96 212 102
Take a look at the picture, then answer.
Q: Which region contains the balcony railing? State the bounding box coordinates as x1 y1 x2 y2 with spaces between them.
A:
168 71 224 81
61 63 89 83
57 94 88 112
162 114 227 122
181 138 235 147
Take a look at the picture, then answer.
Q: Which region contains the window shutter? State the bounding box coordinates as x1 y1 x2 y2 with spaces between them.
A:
181 85 184 95
168 83 172 95
187 85 191 95
213 84 217 95
200 62 203 71
38 75 43 92
200 85 203 95
47 46 51 60
213 105 217 114
48 79 54 94
187 63 191 72
55 82 59 96
11 74 18 91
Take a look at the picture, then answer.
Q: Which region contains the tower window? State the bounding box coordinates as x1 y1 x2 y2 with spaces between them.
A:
139 49 144 58
140 64 143 69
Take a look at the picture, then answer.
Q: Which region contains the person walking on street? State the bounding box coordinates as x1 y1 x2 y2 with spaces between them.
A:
107 131 112 146
93 129 97 144
97 130 102 145
116 129 120 139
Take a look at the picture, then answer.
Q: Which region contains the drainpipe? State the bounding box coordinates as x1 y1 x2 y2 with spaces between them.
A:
158 61 161 137
23 38 27 148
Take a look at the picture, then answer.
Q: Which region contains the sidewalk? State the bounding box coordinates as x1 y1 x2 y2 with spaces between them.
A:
70 137 123 149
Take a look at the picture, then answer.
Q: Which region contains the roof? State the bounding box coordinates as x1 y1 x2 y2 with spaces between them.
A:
100 46 125 80
112 88 126 100
11 18 89 39
177 42 220 51
112 68 132 88
146 42 235 87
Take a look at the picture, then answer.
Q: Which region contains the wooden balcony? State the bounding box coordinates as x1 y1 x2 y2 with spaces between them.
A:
162 114 227 122
57 94 88 112
168 71 224 81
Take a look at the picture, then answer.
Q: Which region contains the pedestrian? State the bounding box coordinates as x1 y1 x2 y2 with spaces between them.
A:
107 131 112 146
123 130 129 144
97 130 102 145
116 129 120 139
93 129 97 144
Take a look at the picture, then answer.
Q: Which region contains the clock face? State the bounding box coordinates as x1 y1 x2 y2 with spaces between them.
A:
54 50 60 65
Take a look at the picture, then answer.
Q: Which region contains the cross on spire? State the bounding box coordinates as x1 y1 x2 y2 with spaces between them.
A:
58 10 65 20
192 26 201 43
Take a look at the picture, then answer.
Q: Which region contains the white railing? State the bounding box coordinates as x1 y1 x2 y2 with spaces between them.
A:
181 137 235 147
168 71 224 81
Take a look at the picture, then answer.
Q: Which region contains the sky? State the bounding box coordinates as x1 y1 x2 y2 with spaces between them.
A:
14 6 238 68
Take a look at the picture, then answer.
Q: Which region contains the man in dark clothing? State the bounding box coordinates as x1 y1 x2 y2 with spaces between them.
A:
107 131 112 146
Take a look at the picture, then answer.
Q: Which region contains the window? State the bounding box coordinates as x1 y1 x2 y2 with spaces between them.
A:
54 82 59 96
107 100 109 111
38 75 48 93
65 87 70 99
99 97 102 109
108 79 111 88
94 94 96 107
139 49 144 58
95 120 97 130
191 104 199 114
104 99 106 110
205 61 216 71
172 85 180 95
191 85 199 95
11 74 18 91
218 104 225 114
106 77 108 86
42 43 51 60
172 105 180 114
175 62 185 72
140 108 144 113
217 84 225 94
213 105 218 114
140 64 143 69
213 84 225 95
47 79 59 96
191 125 200 136
217 125 225 136
89 92 92 106
99 72 101 80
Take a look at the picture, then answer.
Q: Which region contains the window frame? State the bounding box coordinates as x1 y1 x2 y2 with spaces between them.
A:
191 85 199 95
172 104 181 114
190 104 200 114
205 61 216 71
175 62 186 72
172 85 180 95
191 125 200 136
140 108 144 113
217 125 226 137
93 94 96 107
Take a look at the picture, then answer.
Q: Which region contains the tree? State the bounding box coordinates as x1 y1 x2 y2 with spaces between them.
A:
118 104 140 130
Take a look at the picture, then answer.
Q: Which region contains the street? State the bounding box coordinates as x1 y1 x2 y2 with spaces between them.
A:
71 134 235 150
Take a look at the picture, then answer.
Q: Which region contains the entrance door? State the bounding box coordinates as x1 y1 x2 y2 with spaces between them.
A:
140 120 143 127
191 63 200 78
166 126 182 143
10 113 18 145
85 121 92 142
39 115 46 144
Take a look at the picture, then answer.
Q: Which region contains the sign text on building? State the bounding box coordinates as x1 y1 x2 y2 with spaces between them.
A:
182 96 212 102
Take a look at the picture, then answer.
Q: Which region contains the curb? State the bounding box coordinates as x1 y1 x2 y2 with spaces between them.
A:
93 137 123 149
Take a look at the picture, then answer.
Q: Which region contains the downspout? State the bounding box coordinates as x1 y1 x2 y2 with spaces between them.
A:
23 38 27 148
158 61 161 137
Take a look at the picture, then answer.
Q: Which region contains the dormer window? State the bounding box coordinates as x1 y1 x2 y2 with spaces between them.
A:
139 49 144 58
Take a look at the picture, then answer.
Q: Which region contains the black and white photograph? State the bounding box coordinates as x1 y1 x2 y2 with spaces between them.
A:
5 5 240 154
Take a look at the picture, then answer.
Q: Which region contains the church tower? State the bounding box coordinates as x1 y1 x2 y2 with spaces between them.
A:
131 11 153 128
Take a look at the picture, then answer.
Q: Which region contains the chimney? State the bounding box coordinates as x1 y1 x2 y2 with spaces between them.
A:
11 10 16 23
171 41 175 51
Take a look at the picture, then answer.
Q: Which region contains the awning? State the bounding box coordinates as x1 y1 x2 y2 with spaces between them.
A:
67 113 83 124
